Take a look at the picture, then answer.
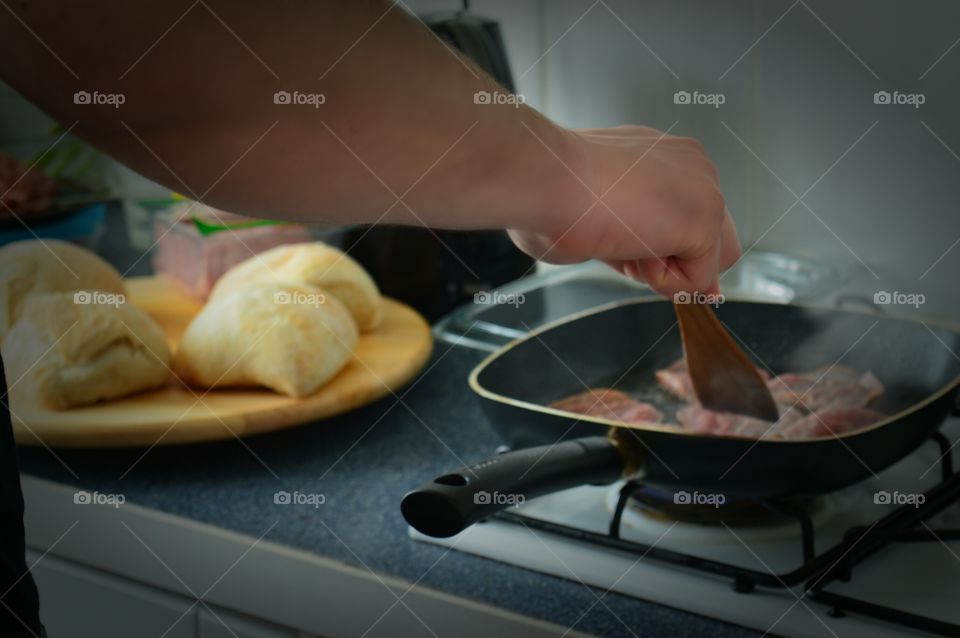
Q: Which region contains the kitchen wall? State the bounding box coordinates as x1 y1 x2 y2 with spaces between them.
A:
3 0 959 317
412 0 960 319
0 81 55 159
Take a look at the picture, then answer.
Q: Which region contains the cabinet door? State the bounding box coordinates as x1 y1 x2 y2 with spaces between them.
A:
28 550 196 638
197 607 296 638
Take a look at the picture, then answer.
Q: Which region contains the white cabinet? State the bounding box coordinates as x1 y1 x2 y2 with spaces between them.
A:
28 550 197 638
27 552 312 638
197 608 296 638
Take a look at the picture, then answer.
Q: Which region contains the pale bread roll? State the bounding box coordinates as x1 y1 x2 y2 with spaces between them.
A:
209 242 382 331
0 239 126 341
2 293 171 409
174 282 358 397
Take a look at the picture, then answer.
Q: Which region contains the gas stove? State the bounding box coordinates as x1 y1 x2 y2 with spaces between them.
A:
412 419 960 637
418 256 960 637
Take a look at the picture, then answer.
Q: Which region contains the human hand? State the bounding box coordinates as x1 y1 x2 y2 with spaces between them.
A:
509 125 740 297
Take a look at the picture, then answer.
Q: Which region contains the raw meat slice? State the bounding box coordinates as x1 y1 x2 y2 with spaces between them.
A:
778 407 887 440
654 360 695 402
767 366 883 413
550 388 628 412
663 359 886 440
656 358 771 403
553 360 886 440
676 404 805 439
550 388 663 425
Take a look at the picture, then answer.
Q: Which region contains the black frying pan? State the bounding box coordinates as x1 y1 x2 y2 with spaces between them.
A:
402 298 960 537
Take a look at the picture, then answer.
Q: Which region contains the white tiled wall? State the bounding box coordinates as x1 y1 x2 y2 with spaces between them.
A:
528 0 960 318
531 0 760 243
744 1 960 317
3 0 959 316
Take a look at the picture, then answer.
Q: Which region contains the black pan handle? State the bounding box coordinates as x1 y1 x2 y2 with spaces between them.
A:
401 436 625 538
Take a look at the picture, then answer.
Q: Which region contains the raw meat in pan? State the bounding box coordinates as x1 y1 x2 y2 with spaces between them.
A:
552 359 887 440
655 359 882 415
676 404 806 439
656 359 771 403
767 366 883 413
654 360 695 402
550 389 663 425
657 357 887 439
675 403 886 440
778 407 887 440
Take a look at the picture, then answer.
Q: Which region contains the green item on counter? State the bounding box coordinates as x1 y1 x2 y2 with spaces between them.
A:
189 215 287 236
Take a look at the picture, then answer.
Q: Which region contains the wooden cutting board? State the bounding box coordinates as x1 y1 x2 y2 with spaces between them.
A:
11 277 433 447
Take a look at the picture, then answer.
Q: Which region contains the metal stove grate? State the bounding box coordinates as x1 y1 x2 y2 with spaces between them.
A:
493 430 959 636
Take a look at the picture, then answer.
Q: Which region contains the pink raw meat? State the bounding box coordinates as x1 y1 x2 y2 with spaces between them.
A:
550 361 888 440
778 407 887 440
677 404 806 439
767 366 883 413
656 358 771 403
550 389 663 425
654 360 695 402
655 358 886 440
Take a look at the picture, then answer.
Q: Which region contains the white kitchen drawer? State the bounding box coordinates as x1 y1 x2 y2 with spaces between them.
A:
197 607 297 638
27 550 197 638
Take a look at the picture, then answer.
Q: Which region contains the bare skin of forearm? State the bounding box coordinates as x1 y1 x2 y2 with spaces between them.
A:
2 1 740 296
0 0 585 233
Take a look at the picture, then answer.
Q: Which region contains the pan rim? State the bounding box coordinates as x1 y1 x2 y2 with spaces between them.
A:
467 295 960 444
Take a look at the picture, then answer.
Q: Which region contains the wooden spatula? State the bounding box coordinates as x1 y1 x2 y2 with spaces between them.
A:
673 302 779 421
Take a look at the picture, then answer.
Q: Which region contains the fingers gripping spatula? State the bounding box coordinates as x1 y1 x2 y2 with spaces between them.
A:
674 302 780 421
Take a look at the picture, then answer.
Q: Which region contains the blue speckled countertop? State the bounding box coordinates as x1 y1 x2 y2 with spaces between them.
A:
17 343 764 638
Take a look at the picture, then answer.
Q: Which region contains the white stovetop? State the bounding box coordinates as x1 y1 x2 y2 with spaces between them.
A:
412 420 960 638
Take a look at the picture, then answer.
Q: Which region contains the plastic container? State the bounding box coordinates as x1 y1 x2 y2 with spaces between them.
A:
151 203 312 299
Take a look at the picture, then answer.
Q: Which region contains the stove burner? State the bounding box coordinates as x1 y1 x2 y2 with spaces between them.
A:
623 485 820 526
494 430 960 636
